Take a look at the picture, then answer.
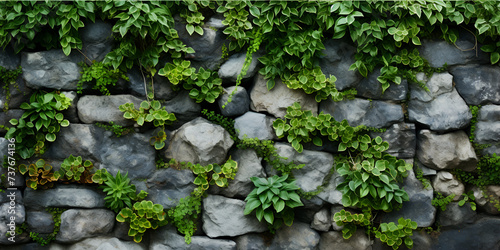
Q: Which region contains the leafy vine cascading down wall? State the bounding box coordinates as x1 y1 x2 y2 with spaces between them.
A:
1 1 500 249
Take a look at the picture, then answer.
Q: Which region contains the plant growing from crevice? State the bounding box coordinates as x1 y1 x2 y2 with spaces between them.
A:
432 192 455 211
0 65 22 111
77 61 129 95
54 154 94 184
29 207 66 246
414 166 431 190
190 157 238 193
244 174 304 232
18 159 58 190
119 100 176 150
5 91 71 159
167 194 202 244
96 121 134 137
116 200 168 243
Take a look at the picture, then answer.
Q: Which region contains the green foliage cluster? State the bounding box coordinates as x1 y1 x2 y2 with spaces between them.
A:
29 207 66 246
244 174 303 231
333 209 418 250
159 60 223 103
19 159 58 190
116 200 168 243
96 121 134 137
468 105 481 143
54 154 94 184
77 61 129 96
0 65 22 111
178 0 210 36
167 194 201 244
431 192 455 211
156 157 192 170
119 100 176 150
92 169 148 213
414 166 431 190
201 109 238 141
454 153 500 188
5 91 71 159
191 158 238 194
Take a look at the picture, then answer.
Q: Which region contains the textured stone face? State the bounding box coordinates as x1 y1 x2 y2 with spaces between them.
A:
356 67 408 101
319 230 371 250
450 65 500 105
319 39 362 90
56 209 115 243
219 149 266 198
234 111 276 140
23 184 106 210
218 51 261 82
77 95 143 126
218 86 250 117
432 171 465 201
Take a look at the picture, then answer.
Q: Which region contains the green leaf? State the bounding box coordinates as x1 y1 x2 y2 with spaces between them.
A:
491 52 500 65
264 210 274 224
244 199 261 215
274 199 285 213
46 133 56 142
313 137 322 147
186 24 195 35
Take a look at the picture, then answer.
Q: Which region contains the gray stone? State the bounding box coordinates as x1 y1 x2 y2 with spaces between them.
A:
370 123 416 158
0 222 30 245
150 225 236 250
202 195 267 238
450 64 500 105
80 20 114 62
319 39 362 90
319 230 371 250
218 51 260 82
51 236 146 250
472 185 500 215
0 48 20 70
77 95 143 126
356 68 408 101
419 33 489 68
165 118 234 165
26 211 54 234
163 91 202 126
0 190 22 205
415 160 437 176
250 74 318 119
0 203 24 224
417 130 478 171
43 124 102 161
218 86 250 117
145 168 196 210
317 170 344 205
274 143 334 192
235 234 267 250
311 208 331 232
408 72 472 131
430 216 500 250
432 171 465 201
56 209 115 243
270 222 320 250
23 184 105 210
320 98 404 128
234 111 276 140
21 50 81 90
174 15 228 70
475 104 500 145
220 149 266 198
438 202 476 227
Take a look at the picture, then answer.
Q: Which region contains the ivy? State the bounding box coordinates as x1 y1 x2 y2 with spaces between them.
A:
77 61 129 96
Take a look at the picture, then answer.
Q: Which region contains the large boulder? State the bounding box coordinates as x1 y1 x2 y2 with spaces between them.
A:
416 130 477 171
77 95 143 126
408 72 472 131
219 149 266 198
164 117 234 165
319 39 362 90
56 209 115 243
23 184 105 210
250 74 318 119
202 195 267 238
274 143 334 193
218 86 250 117
432 171 465 201
450 65 500 105
21 50 81 90
320 98 404 128
234 111 276 140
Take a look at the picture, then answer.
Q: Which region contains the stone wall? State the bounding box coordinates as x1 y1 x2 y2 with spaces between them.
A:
1 18 500 250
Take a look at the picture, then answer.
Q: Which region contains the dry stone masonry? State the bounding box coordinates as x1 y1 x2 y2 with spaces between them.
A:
2 16 500 250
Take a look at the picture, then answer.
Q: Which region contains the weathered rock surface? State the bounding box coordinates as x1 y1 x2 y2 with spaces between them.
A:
218 86 250 117
317 171 344 205
77 95 143 126
23 184 105 210
26 211 55 234
163 91 202 126
146 168 196 210
274 143 334 192
250 74 318 119
438 202 476 227
408 72 472 131
125 67 176 100
320 98 404 128
417 130 477 171
474 104 500 145
150 225 236 250
432 171 465 201
52 237 146 250
311 208 331 232
471 185 500 215
165 118 234 165
234 111 275 140
0 203 25 224
202 195 267 238
80 20 114 62
319 230 371 250
21 50 81 90
219 149 266 198
450 65 500 105
56 209 115 243
319 39 362 90
356 68 408 101
0 48 20 70
218 50 260 82
270 222 321 250
419 32 489 68
370 123 416 158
